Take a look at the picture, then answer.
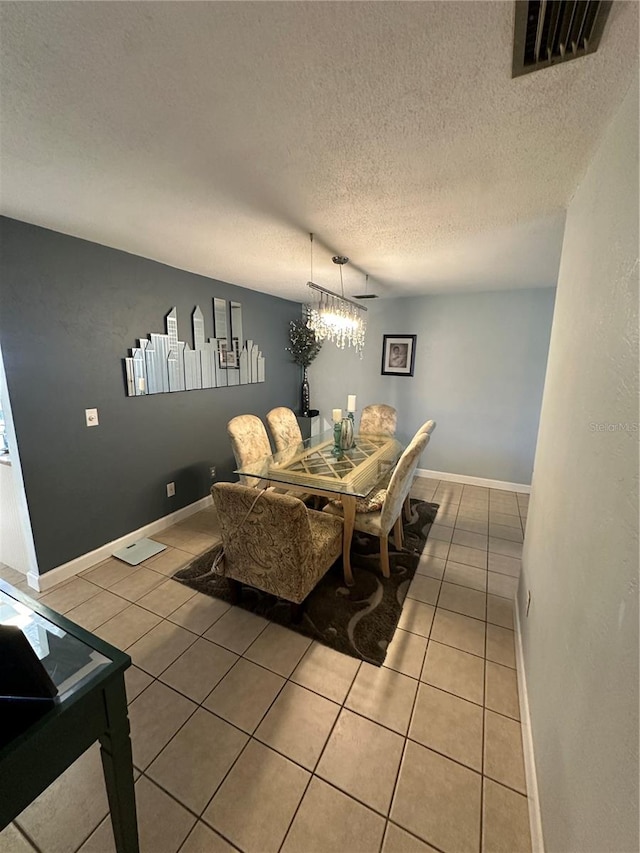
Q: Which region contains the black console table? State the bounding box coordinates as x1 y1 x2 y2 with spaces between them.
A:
0 580 139 852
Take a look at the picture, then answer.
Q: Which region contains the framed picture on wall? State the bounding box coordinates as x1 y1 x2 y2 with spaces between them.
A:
381 334 416 376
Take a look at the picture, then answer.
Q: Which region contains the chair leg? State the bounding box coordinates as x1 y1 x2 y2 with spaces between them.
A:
380 535 391 578
290 600 306 623
403 495 411 522
228 578 242 604
394 516 404 550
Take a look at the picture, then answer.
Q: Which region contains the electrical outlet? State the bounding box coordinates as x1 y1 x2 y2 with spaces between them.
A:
526 590 532 617
209 466 216 479
166 482 175 497
85 408 99 427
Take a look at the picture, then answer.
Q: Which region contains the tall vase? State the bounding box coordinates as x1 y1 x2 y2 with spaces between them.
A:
301 366 310 416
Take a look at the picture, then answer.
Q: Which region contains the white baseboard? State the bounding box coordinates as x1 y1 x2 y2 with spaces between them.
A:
416 468 531 494
514 600 545 853
28 495 213 592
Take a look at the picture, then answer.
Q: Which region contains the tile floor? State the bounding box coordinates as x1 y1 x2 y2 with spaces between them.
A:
0 479 532 853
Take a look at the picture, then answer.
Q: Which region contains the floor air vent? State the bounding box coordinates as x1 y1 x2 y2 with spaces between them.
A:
512 0 612 78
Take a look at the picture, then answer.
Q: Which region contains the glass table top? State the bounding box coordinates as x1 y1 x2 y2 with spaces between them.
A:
0 589 111 701
235 429 408 497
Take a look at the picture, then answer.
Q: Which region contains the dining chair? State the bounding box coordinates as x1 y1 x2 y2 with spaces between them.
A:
359 404 397 436
324 432 430 578
403 419 436 518
265 406 303 453
417 419 437 437
227 414 272 488
211 482 343 613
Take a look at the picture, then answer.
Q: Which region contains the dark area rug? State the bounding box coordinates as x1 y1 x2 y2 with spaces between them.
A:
174 499 439 666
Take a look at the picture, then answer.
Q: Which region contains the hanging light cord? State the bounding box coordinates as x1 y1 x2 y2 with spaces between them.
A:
339 265 345 299
309 232 314 283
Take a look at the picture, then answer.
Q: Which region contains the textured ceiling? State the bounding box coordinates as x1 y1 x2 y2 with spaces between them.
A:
0 1 637 302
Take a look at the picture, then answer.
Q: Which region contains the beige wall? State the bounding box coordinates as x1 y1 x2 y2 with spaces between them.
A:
519 76 639 852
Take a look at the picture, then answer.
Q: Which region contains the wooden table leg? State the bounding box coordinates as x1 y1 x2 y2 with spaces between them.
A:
341 495 356 586
99 678 139 853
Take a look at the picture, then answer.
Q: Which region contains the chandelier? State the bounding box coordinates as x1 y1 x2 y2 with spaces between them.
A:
305 235 367 356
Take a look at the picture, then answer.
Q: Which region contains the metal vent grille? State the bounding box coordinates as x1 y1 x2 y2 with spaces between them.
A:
512 1 612 77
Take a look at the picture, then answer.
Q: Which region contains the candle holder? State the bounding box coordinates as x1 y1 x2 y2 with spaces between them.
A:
347 411 356 448
332 421 343 457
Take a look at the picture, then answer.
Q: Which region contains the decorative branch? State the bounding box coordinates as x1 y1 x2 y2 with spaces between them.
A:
286 315 322 368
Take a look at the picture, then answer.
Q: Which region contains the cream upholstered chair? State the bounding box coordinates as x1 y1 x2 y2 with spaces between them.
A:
211 482 343 607
359 404 397 436
265 406 303 453
403 419 436 518
324 432 430 578
227 414 272 488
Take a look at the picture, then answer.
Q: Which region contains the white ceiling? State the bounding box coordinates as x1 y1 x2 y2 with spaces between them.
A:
0 1 637 302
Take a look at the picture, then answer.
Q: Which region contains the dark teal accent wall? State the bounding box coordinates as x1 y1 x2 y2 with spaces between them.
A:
0 217 301 573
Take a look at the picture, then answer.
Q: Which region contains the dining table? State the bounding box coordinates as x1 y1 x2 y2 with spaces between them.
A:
234 428 408 585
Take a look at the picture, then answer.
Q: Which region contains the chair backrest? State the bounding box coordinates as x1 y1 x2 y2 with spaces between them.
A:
227 414 272 487
211 482 315 598
359 404 397 436
417 419 436 437
380 433 430 533
265 407 303 453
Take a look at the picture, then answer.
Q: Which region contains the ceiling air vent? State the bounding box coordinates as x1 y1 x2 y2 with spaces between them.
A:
512 0 612 78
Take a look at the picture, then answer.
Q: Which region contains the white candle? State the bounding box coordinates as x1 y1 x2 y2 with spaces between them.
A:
332 408 342 423
347 395 357 412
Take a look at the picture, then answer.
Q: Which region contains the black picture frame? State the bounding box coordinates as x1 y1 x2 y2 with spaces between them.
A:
381 334 416 376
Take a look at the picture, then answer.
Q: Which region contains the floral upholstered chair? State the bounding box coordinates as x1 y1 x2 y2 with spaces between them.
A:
402 419 436 518
227 414 272 488
265 407 303 453
359 404 397 436
211 482 343 606
324 432 429 578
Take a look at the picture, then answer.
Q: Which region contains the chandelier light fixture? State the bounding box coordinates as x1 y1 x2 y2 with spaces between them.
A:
305 233 367 356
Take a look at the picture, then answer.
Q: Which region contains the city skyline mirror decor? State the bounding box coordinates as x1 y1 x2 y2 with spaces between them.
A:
381 334 416 377
123 299 266 396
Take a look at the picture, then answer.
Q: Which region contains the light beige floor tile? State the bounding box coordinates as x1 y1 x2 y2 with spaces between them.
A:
488 552 522 578
454 516 489 535
489 511 523 529
383 628 428 678
346 662 418 734
134 775 196 853
482 778 531 853
428 523 453 543
421 641 484 705
0 824 36 852
203 658 285 733
136 578 197 617
124 665 154 704
290 641 361 704
452 529 488 550
94 604 161 650
168 592 230 635
489 523 524 543
438 581 486 620
108 566 165 602
430 608 486 657
433 509 459 528
255 681 340 769
391 740 481 853
281 776 385 853
180 821 237 853
204 606 268 653
443 561 487 592
383 823 440 852
142 545 193 575
127 619 196 676
487 594 514 629
448 543 487 570
489 497 519 513
486 623 516 668
398 598 435 638
65 589 130 630
420 537 451 559
484 709 527 794
80 557 137 588
415 554 446 580
147 707 248 814
488 537 523 559
409 683 483 772
39 577 101 614
244 622 312 677
160 637 238 702
407 574 440 605
455 506 488 522
317 708 404 813
204 740 309 853
128 680 197 769
488 571 519 599
76 817 115 852
485 661 521 720
16 745 109 853
151 526 199 548
0 563 28 585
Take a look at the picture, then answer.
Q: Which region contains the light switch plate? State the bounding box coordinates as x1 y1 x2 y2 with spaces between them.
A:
85 408 99 427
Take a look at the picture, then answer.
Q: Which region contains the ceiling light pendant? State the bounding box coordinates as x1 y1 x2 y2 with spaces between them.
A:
305 234 367 357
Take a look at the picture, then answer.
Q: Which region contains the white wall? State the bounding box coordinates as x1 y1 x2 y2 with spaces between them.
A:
519 77 639 853
309 287 555 486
